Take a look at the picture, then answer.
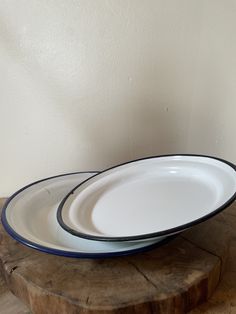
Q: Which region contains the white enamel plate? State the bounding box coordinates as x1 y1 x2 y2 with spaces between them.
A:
57 155 236 242
1 172 167 258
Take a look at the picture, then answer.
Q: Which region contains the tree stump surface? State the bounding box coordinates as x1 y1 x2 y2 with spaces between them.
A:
0 198 232 314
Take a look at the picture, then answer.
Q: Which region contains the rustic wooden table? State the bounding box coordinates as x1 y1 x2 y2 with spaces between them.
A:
0 198 236 314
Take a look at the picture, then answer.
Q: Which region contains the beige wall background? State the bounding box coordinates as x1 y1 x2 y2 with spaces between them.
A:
0 0 235 196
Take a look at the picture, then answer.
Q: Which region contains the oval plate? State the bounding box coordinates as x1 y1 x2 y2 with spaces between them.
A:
57 155 236 242
1 172 169 258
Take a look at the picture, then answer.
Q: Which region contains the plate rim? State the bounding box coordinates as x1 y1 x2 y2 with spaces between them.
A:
57 154 236 242
1 171 170 258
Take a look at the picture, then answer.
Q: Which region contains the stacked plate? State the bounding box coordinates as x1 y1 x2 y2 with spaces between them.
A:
2 154 236 258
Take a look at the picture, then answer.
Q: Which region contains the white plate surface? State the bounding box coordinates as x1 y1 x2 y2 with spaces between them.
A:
58 155 236 241
1 172 166 258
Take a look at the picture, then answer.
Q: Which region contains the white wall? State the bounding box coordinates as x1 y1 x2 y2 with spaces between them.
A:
186 1 236 159
0 0 235 196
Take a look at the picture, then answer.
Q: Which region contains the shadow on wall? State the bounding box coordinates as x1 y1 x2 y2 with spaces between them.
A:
67 90 185 170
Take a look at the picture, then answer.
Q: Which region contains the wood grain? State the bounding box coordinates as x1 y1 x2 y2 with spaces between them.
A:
0 199 30 314
0 198 232 314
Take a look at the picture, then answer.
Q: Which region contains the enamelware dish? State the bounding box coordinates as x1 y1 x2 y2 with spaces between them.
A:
1 172 167 258
57 155 236 242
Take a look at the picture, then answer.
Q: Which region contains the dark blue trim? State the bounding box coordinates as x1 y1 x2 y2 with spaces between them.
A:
1 171 171 258
57 154 236 242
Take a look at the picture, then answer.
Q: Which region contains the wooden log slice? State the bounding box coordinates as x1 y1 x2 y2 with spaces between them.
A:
0 199 232 314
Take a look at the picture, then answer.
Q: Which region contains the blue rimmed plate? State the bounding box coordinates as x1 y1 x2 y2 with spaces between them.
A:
1 172 168 258
57 155 236 242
